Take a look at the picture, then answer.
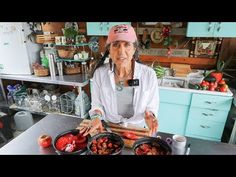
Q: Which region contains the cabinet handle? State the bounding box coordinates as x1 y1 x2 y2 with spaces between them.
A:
217 22 221 32
200 125 210 129
202 113 213 116
204 101 216 104
208 22 212 31
100 22 103 31
106 22 109 31
209 109 218 111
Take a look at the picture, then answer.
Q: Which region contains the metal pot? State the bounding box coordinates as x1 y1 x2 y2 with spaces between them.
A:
53 129 90 155
132 137 172 155
87 132 124 155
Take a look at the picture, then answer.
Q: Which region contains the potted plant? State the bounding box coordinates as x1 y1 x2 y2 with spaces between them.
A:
209 56 233 82
63 27 78 44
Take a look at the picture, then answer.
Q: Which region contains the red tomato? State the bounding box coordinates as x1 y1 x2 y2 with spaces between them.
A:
213 82 218 88
122 132 138 140
209 82 215 87
219 87 227 92
210 72 223 83
38 135 52 148
221 84 228 89
218 79 226 85
200 82 208 87
208 86 215 91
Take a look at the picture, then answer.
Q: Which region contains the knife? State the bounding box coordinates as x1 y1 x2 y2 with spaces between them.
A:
101 120 112 133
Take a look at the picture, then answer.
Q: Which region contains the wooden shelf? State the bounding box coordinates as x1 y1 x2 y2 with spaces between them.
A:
140 55 216 69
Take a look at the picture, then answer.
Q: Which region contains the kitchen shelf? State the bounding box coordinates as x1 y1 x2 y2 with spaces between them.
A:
9 104 89 118
56 58 90 62
55 43 89 47
0 74 89 87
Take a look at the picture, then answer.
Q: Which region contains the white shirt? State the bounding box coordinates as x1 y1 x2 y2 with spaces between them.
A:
89 61 159 127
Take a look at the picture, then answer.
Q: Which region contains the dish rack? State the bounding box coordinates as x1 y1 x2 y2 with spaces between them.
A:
59 91 77 114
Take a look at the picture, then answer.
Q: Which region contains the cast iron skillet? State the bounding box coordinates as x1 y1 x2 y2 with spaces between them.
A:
53 129 90 155
87 132 124 155
132 137 172 155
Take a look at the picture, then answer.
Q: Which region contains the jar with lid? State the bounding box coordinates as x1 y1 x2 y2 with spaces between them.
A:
81 61 88 74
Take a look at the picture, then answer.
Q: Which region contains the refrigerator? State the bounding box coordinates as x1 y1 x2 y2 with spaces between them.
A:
0 22 42 75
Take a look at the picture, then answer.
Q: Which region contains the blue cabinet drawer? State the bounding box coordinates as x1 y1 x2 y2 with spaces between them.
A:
185 118 225 140
158 103 189 135
191 94 232 111
188 108 229 123
185 133 221 142
160 89 192 105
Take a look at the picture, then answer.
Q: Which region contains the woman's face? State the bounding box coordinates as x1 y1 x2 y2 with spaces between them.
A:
109 41 136 67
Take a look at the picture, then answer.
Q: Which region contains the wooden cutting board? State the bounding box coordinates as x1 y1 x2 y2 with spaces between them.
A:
77 119 152 148
171 63 191 77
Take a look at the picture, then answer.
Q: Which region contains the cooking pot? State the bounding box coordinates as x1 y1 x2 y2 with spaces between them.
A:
132 137 172 155
87 132 124 155
53 129 90 155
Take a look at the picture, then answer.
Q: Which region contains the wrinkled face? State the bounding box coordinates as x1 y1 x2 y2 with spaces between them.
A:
109 41 136 67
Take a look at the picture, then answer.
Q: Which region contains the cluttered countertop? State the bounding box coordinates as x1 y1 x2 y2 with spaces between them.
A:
1 114 236 155
156 66 233 97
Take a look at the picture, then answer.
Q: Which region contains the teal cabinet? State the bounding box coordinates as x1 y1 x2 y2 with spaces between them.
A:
187 22 215 37
187 22 236 37
86 22 131 36
158 103 189 135
158 89 232 142
185 93 233 141
158 89 191 135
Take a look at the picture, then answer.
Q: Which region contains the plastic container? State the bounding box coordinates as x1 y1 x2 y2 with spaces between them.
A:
14 111 34 131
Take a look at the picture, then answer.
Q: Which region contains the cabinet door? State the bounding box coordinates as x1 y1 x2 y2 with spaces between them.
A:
86 22 131 36
158 103 189 135
213 22 236 37
186 22 216 37
86 22 104 36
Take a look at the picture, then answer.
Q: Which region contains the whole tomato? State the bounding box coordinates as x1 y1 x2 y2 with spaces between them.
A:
219 87 227 92
38 135 52 148
221 84 228 89
218 79 226 85
210 72 223 83
208 86 215 91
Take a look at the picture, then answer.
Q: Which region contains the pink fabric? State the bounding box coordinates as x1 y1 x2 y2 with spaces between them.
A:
106 24 137 45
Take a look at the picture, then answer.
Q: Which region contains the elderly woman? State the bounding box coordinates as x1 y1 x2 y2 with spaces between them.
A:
81 24 159 136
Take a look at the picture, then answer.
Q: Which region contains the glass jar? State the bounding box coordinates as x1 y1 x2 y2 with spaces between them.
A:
81 61 88 74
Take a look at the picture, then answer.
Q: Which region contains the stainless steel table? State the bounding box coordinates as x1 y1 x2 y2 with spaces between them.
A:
1 114 236 155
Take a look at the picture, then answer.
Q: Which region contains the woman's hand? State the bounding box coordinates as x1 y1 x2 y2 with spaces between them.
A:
145 111 158 136
80 118 104 136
